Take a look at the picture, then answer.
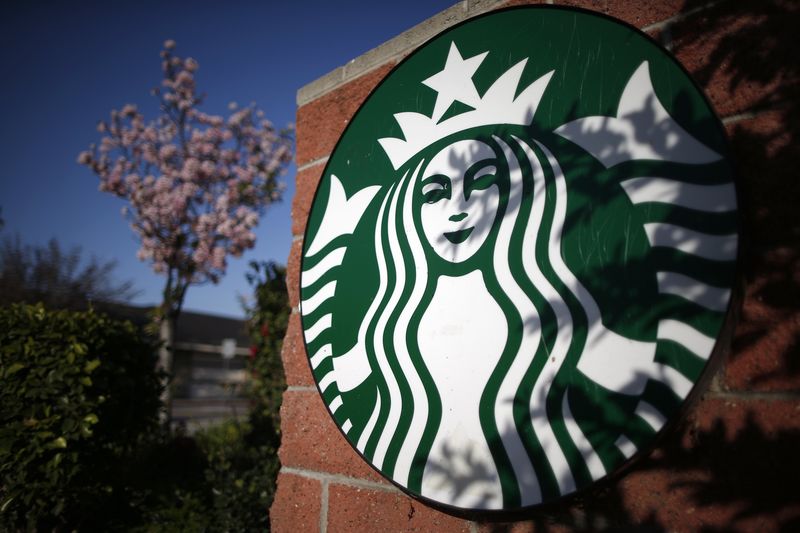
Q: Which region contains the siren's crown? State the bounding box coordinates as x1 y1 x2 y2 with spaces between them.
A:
379 42 554 170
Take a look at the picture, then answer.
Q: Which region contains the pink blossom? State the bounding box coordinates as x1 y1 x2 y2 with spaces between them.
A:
181 158 199 181
175 71 194 86
121 104 138 117
155 176 172 194
124 173 140 188
192 245 209 264
232 166 252 182
222 149 238 164
228 109 249 127
78 39 293 290
159 144 178 160
200 160 216 177
200 142 216 156
143 127 158 142
211 246 226 271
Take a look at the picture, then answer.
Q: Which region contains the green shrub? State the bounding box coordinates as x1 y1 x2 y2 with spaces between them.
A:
0 303 162 531
141 262 288 531
245 261 289 433
200 420 281 531
133 420 279 532
244 261 288 528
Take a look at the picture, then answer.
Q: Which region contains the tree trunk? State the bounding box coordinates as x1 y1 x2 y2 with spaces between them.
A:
157 266 188 426
158 311 175 425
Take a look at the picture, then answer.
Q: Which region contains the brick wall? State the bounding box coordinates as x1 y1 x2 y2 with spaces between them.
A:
272 1 800 531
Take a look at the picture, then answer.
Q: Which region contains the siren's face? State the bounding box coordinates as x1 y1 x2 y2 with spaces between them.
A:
419 139 500 263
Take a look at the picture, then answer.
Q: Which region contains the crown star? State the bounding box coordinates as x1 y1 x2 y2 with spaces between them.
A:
378 42 554 170
422 42 488 123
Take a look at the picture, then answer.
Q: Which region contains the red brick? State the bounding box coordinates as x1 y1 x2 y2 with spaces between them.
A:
497 0 551 9
499 1 676 46
278 389 388 483
727 247 800 391
615 396 800 532
621 396 800 531
691 395 799 435
296 63 396 166
281 313 314 387
270 472 322 533
720 109 800 393
327 484 472 533
291 163 324 237
477 519 573 533
671 1 800 118
726 111 800 248
286 239 303 311
555 0 684 28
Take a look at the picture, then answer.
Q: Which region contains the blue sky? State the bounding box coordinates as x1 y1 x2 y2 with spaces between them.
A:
0 0 456 318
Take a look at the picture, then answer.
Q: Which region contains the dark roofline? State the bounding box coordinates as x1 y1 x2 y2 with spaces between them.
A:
91 301 250 347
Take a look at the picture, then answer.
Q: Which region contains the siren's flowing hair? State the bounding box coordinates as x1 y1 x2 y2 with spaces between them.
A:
356 132 602 507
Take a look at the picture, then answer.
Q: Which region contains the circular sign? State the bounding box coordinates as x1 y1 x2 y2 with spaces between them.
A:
300 6 738 511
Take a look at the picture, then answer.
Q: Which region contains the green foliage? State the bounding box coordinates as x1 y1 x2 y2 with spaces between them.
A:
197 420 281 531
191 260 288 530
136 420 283 532
132 261 289 531
0 261 289 531
125 431 211 532
0 303 162 531
245 261 289 433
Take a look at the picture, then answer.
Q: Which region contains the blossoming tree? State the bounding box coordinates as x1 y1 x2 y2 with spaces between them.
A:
79 40 293 415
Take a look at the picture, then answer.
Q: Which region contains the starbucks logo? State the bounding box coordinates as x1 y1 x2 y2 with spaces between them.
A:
300 7 737 511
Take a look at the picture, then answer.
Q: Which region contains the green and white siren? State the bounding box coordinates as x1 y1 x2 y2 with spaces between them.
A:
299 6 738 512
